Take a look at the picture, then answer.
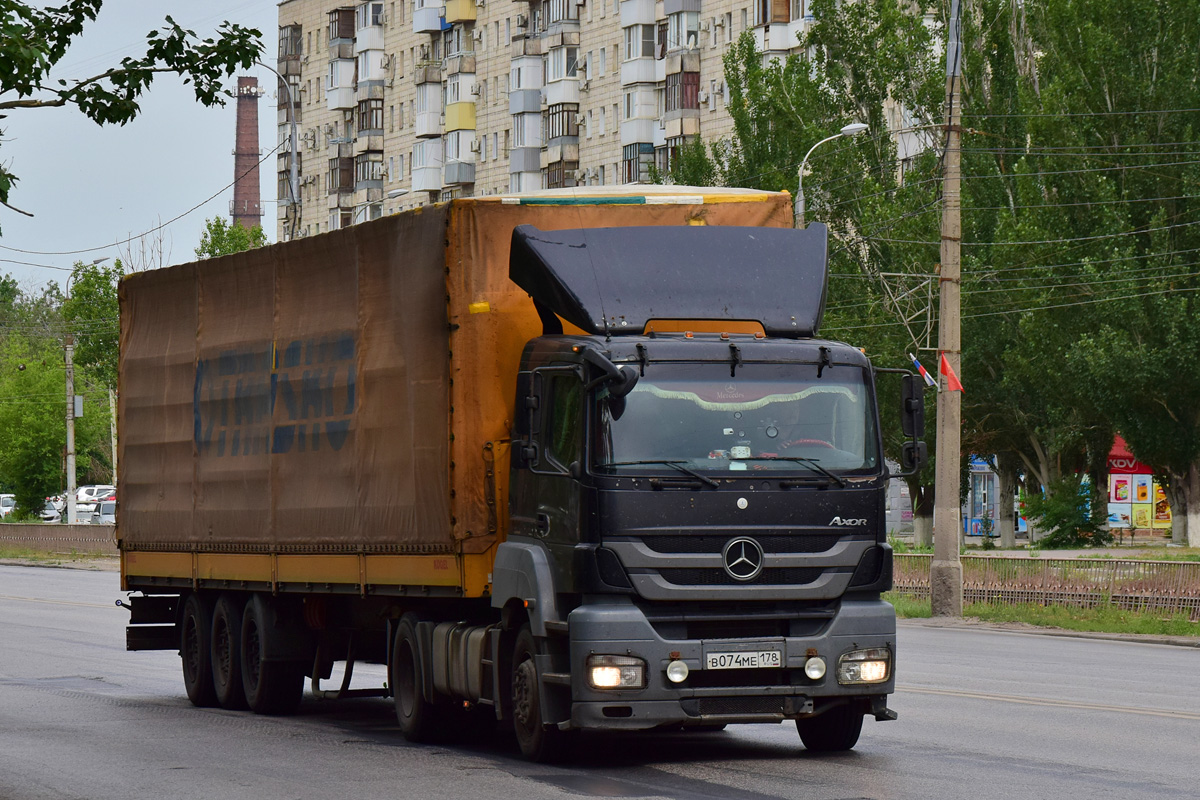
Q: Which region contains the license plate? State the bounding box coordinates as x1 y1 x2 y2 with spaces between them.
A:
705 650 782 670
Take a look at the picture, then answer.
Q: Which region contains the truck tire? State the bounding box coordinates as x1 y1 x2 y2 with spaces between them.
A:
211 594 248 710
795 703 863 752
180 593 217 707
241 597 304 715
391 613 441 742
511 625 574 762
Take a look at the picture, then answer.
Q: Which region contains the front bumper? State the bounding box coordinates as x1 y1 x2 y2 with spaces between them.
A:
566 597 896 731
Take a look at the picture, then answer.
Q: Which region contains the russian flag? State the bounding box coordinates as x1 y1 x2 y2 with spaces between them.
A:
908 353 937 388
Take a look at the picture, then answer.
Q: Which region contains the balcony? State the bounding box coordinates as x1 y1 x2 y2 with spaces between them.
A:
414 6 445 34
445 52 476 76
416 110 443 138
444 161 476 185
413 164 443 192
444 0 476 24
445 102 476 132
621 57 657 85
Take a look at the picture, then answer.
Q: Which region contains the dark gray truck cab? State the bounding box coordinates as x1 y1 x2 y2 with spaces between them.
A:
492 224 921 756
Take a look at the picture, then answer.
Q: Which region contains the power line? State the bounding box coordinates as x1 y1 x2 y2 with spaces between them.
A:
962 108 1200 119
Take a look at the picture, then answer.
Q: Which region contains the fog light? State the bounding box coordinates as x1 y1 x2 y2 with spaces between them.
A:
587 655 646 689
837 647 891 685
666 660 689 683
803 656 826 680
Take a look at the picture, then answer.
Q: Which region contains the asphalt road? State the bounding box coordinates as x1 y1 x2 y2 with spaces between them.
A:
1 564 1198 800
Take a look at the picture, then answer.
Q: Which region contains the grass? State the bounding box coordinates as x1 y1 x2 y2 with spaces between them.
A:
0 545 112 567
885 592 1200 637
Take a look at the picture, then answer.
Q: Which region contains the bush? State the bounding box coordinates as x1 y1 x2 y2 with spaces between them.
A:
1021 476 1113 548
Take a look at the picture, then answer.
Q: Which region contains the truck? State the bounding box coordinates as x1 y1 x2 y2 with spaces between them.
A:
118 187 926 761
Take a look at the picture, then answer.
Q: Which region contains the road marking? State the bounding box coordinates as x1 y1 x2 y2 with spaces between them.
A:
899 685 1200 721
0 594 112 609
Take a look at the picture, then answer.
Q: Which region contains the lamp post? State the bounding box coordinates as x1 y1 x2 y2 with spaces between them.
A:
256 61 300 237
64 257 109 525
795 122 869 229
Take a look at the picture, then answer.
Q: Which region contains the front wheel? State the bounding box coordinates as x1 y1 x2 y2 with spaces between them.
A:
391 613 442 742
795 703 864 752
511 625 573 762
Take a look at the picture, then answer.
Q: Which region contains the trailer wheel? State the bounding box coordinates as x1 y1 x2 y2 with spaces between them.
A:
795 703 863 752
241 597 304 715
211 594 248 710
180 593 217 707
511 625 573 762
392 613 441 742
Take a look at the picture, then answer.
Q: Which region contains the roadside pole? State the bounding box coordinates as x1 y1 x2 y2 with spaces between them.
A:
931 0 964 616
65 335 77 525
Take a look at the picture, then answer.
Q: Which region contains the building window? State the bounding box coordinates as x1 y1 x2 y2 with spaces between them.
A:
667 11 699 50
356 1 384 30
355 152 384 184
328 156 353 193
622 143 652 183
623 25 655 60
357 98 384 133
545 160 579 189
544 103 580 140
547 0 578 23
328 7 355 40
665 71 700 112
278 24 302 59
547 46 578 82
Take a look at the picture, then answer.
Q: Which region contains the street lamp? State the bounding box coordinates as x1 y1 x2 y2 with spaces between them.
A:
64 257 109 525
794 122 869 229
256 61 300 237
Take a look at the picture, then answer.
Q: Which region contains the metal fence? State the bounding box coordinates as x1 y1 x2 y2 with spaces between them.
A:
894 554 1200 620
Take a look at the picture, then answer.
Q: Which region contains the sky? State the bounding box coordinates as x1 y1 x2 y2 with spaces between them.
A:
0 1 280 292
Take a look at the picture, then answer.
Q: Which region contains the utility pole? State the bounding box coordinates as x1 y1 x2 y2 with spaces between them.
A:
65 335 77 525
931 0 964 617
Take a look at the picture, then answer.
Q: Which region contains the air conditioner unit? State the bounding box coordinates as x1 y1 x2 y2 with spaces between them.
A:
698 90 709 104
579 80 590 91
574 113 586 125
469 139 481 152
700 20 711 32
379 54 391 68
715 81 725 94
586 167 597 179
472 30 483 41
714 17 726 27
475 0 485 6
419 44 430 60
515 13 528 27
573 169 586 180
470 83 480 95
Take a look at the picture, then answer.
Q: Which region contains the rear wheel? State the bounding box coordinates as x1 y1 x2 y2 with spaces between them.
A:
241 597 304 715
795 703 863 752
211 594 248 710
180 594 217 707
511 625 573 762
391 613 441 742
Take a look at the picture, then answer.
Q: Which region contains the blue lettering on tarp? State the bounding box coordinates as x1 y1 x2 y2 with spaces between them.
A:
195 333 356 458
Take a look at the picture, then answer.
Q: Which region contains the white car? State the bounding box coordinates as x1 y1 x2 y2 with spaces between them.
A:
91 500 116 525
75 485 115 515
0 494 14 518
40 502 61 524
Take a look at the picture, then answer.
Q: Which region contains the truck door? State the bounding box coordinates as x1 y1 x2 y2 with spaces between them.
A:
511 366 585 590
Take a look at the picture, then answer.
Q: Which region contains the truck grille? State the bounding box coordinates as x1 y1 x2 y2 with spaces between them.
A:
658 567 826 587
640 534 842 555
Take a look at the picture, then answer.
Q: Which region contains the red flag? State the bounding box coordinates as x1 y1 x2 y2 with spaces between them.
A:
940 353 964 393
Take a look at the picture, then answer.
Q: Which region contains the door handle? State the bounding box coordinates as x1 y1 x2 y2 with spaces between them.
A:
535 512 551 537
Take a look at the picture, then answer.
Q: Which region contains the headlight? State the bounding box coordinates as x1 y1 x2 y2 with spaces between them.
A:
665 659 689 683
803 656 827 680
837 647 891 684
587 655 646 689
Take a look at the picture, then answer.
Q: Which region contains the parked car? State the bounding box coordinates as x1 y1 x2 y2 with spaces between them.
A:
0 494 14 518
75 485 114 515
40 502 61 523
91 500 116 525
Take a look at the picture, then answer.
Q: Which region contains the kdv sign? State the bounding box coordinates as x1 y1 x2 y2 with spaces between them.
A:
194 333 356 457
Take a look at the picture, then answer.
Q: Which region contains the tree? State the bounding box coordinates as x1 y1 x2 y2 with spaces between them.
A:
60 259 122 389
194 217 268 261
0 2 262 222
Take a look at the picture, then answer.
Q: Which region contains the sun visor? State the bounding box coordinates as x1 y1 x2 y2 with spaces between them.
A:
508 223 828 338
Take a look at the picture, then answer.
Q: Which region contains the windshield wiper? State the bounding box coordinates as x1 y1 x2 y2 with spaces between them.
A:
741 456 846 487
601 460 719 488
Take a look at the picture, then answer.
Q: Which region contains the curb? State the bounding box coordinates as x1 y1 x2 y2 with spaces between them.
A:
899 617 1200 649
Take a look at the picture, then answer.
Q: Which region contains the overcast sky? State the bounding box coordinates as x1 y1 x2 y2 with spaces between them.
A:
0 1 279 292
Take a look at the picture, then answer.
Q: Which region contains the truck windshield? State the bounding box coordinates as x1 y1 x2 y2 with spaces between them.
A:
592 363 879 475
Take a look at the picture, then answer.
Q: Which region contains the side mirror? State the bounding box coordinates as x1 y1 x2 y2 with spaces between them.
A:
900 374 926 438
901 440 928 472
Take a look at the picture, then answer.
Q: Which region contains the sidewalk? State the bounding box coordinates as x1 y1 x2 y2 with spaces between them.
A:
900 615 1200 648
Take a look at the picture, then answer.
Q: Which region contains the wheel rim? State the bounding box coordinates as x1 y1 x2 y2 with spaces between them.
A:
512 658 537 733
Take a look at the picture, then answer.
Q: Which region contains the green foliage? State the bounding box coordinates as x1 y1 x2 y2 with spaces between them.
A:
1021 477 1113 549
60 259 122 388
194 217 268 261
0 3 263 215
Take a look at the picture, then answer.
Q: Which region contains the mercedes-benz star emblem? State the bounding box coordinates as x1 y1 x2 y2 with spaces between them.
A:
722 537 764 581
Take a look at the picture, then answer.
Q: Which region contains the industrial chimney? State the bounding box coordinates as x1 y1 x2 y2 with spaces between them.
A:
232 76 262 230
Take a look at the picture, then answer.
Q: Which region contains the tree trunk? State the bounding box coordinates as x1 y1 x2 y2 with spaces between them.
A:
996 454 1017 548
1167 463 1200 547
907 477 934 548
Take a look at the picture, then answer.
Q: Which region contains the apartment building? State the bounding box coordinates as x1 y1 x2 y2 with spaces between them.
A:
274 0 818 239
